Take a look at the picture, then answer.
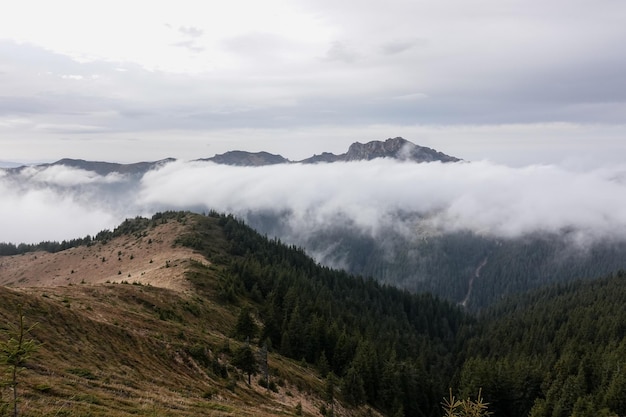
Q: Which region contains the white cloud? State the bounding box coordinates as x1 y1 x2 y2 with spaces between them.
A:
4 159 626 249
0 177 120 243
18 165 126 187
136 159 626 243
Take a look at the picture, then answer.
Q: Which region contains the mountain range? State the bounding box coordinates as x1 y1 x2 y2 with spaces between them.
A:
3 136 626 311
2 137 460 173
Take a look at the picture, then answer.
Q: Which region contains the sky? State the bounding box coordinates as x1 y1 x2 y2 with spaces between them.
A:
1 0 625 167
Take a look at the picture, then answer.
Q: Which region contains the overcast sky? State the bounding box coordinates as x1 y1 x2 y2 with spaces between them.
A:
1 0 625 166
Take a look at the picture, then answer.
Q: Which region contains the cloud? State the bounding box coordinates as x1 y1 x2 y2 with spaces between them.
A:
18 165 126 187
171 40 204 53
380 39 424 55
135 160 626 244
4 159 626 250
0 176 120 243
178 26 203 38
324 41 359 63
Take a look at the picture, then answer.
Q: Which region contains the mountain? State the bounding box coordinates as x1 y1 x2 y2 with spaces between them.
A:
193 137 464 166
198 150 289 166
0 211 464 417
3 158 175 177
300 137 461 164
1 137 459 173
4 211 626 416
199 137 460 166
45 158 175 176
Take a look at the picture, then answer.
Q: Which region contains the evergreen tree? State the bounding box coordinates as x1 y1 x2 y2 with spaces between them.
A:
232 344 258 385
234 307 258 341
0 306 40 417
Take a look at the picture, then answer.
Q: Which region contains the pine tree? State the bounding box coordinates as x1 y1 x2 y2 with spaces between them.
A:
0 305 41 417
234 307 258 341
232 344 258 385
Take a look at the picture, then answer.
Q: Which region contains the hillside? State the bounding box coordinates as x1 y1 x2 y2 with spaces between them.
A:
0 213 355 416
0 218 202 290
4 211 626 417
0 211 464 417
457 270 626 417
245 209 626 310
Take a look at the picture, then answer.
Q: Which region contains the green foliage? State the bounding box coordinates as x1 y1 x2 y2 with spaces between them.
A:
231 344 258 385
0 305 41 417
460 270 626 417
233 307 258 341
246 210 626 310
181 213 468 416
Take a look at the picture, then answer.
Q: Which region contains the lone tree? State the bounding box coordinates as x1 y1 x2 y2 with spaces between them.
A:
232 344 258 385
1 305 41 417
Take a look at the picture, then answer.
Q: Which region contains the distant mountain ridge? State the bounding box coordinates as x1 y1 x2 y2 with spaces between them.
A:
209 137 461 166
1 137 460 173
3 157 175 176
198 150 289 166
305 137 460 163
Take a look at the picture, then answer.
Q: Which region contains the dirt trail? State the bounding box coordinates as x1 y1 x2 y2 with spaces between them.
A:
460 257 488 308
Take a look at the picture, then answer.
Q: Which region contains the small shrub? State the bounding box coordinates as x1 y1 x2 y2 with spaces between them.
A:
269 380 279 393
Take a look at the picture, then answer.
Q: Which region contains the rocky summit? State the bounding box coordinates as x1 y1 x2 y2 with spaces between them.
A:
300 137 460 164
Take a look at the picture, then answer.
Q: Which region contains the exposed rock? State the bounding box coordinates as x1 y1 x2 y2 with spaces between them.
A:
299 137 460 164
298 152 345 164
199 151 289 166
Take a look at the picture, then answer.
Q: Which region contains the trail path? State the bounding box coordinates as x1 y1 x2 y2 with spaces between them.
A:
460 257 488 308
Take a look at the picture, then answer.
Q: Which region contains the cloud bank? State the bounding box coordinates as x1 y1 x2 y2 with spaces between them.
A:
2 160 626 247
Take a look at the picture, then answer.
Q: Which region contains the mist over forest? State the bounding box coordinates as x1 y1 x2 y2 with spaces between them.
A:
3 158 626 246
4 157 626 309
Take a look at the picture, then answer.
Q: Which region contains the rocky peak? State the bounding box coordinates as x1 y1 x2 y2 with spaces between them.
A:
201 151 289 166
345 137 460 162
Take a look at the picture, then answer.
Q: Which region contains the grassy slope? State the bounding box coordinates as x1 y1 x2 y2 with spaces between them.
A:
0 213 373 417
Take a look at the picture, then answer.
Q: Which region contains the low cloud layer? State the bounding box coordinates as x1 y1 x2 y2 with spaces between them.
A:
2 160 626 247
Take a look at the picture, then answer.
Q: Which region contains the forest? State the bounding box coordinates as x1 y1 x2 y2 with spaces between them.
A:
178 212 626 416
2 211 625 416
245 210 626 310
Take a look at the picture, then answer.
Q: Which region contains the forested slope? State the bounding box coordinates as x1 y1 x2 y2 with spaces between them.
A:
4 211 626 417
179 212 468 416
458 270 626 417
249 212 626 310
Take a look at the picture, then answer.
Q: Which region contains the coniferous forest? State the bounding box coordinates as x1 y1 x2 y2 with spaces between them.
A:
3 211 626 416
178 212 626 417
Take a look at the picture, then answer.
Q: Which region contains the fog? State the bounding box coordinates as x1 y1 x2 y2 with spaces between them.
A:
2 159 626 247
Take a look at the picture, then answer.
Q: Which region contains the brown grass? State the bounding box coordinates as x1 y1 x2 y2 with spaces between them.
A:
0 220 204 291
0 214 380 417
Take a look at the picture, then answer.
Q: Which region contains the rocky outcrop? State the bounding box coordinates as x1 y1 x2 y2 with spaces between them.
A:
299 137 460 164
200 151 289 166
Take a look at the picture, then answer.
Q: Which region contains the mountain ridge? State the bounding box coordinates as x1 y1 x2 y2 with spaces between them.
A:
0 211 461 416
1 137 460 172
